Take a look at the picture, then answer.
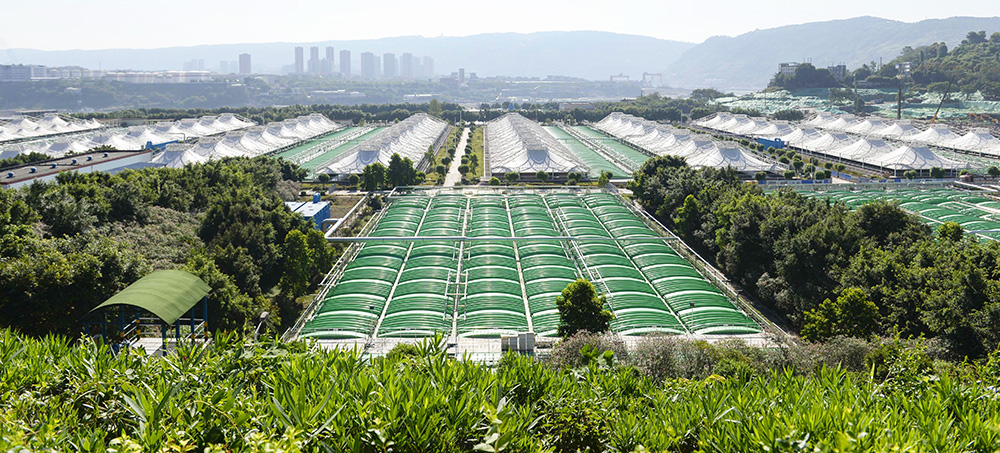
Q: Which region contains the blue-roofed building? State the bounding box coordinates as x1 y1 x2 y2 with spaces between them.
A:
285 195 330 230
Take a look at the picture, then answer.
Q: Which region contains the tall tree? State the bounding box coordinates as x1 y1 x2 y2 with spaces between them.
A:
279 230 312 300
362 162 387 191
387 153 416 188
556 279 613 337
801 287 880 342
428 98 443 118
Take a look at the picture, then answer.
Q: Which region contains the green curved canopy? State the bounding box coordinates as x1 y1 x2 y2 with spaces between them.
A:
90 270 211 325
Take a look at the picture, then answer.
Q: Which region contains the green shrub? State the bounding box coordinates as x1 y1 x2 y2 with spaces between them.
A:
549 331 628 369
540 397 610 453
386 342 420 361
866 337 933 383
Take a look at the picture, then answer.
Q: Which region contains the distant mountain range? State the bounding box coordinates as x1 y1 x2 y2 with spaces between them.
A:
0 32 694 82
3 16 1000 90
667 16 1000 89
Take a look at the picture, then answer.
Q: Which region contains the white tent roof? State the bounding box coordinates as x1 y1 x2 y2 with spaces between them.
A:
0 115 103 143
684 144 776 172
800 132 853 152
151 149 209 168
90 133 139 150
124 127 170 148
778 127 822 145
905 124 958 145
871 145 968 170
484 113 587 175
752 121 794 138
697 112 732 129
845 118 890 135
821 115 860 131
946 128 1000 154
324 113 447 175
804 112 836 128
716 114 751 133
874 121 920 140
669 138 719 158
44 138 99 157
190 139 245 160
647 133 694 155
826 138 894 162
731 117 771 135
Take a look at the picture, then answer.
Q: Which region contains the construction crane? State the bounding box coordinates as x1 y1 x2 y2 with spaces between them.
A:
930 81 952 124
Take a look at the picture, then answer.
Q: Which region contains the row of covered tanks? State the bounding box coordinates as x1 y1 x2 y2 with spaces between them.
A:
696 112 974 172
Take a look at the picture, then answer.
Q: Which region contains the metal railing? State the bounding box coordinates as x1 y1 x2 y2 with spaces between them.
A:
610 191 789 338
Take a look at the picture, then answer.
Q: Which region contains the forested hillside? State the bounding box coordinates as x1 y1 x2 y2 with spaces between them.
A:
886 30 1000 99
0 157 333 336
631 156 1000 359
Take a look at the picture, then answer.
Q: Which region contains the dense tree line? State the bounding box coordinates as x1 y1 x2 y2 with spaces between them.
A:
847 30 1000 99
0 157 334 336
0 79 255 111
76 102 465 127
632 156 1000 359
73 93 723 129
768 63 841 89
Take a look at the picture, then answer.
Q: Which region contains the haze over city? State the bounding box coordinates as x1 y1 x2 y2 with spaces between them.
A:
2 0 999 50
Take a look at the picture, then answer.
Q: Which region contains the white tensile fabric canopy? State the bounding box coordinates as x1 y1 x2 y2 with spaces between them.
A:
152 148 209 168
778 127 823 145
323 113 447 175
684 143 777 172
804 112 836 128
826 138 894 162
820 115 860 132
845 119 889 135
871 145 968 171
904 124 959 146
751 121 794 138
486 113 588 175
946 128 1000 155
874 121 921 140
0 114 104 143
800 132 854 152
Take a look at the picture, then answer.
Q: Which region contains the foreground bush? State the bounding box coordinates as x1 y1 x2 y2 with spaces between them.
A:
4 329 1000 451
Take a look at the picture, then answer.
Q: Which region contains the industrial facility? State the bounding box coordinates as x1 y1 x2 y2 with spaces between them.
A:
288 188 764 347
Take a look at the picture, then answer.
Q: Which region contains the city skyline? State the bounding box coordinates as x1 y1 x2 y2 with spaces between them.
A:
1 0 997 51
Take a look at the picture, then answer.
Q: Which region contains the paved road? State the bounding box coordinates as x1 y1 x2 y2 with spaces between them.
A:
444 127 470 186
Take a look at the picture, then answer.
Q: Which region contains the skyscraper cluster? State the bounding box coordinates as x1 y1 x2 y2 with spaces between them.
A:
290 47 433 80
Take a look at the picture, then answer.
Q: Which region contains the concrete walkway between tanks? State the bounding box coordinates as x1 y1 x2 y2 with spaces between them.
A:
444 127 470 186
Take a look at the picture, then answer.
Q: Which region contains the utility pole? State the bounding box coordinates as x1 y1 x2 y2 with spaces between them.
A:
897 78 903 120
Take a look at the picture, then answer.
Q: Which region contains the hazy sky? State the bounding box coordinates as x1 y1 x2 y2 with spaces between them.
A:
3 0 999 50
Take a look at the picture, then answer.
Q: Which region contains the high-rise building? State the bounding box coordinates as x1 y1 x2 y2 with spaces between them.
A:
219 61 229 73
309 46 320 74
458 68 465 83
294 47 304 73
339 50 351 77
360 52 376 80
383 53 397 78
423 57 434 79
325 46 335 62
414 57 424 78
400 53 414 78
239 54 252 74
183 59 205 71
